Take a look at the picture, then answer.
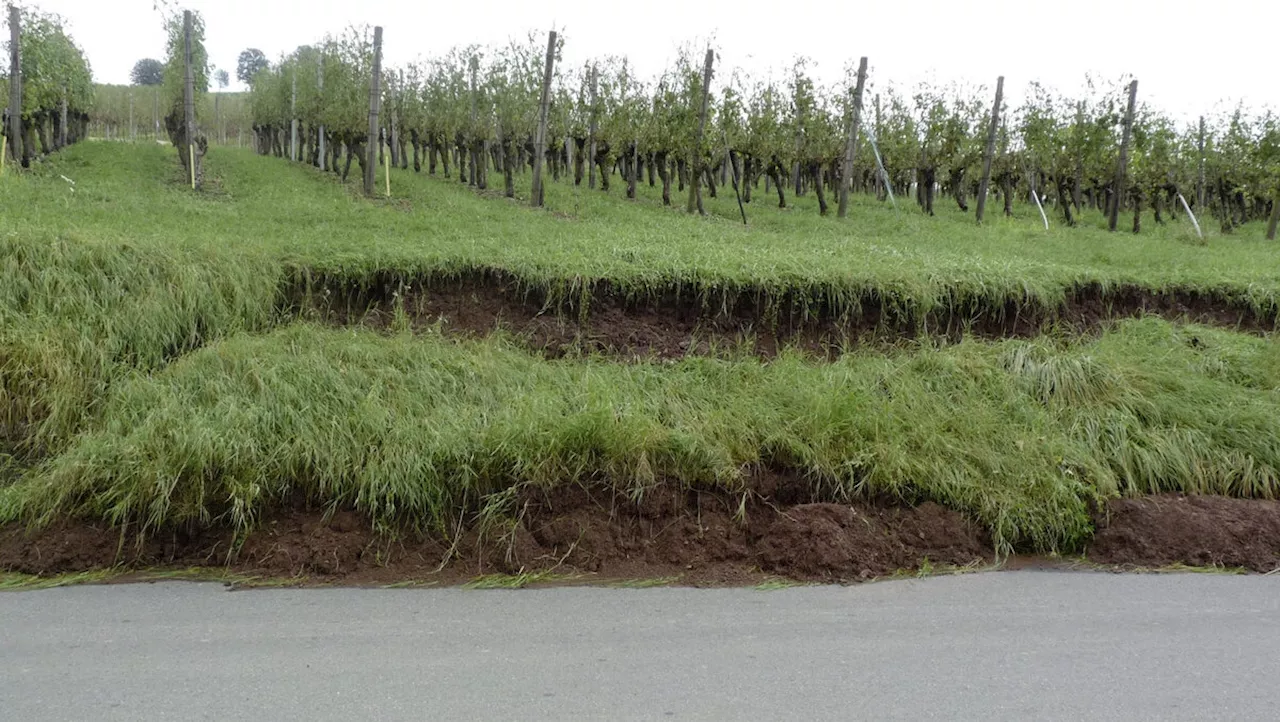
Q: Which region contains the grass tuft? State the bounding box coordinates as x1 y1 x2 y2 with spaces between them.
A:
0 569 120 591
464 570 583 589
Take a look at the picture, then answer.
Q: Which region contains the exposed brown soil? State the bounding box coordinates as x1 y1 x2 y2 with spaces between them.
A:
6 490 1280 585
288 272 1277 360
0 481 992 586
1089 494 1280 572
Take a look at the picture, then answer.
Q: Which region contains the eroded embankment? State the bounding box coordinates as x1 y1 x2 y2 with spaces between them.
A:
1089 495 1280 571
6 257 1275 465
0 479 992 585
287 270 1278 360
4 486 1277 585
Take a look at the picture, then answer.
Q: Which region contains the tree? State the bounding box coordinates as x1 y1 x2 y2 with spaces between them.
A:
131 58 164 86
214 68 230 90
237 48 268 86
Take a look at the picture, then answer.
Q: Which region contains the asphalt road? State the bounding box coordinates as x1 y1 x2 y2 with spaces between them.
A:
2 572 1279 721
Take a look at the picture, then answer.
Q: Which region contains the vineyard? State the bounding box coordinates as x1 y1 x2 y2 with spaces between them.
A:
1 5 91 166
239 27 1280 237
87 85 252 145
5 8 1280 584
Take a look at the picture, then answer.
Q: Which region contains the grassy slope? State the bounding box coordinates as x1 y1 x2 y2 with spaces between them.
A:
6 318 1280 554
4 144 1276 450
5 142 1280 302
4 143 1280 553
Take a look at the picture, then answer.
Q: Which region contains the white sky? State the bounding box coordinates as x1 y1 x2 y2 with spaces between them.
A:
24 0 1279 124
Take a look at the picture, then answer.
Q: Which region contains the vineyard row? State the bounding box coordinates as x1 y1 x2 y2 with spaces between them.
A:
237 24 1280 235
7 8 1280 237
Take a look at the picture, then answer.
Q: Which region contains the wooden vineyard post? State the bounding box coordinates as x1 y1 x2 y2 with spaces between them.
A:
466 55 478 186
1072 100 1084 215
7 4 22 167
1267 187 1280 241
793 137 802 197
364 26 384 197
628 135 638 199
620 76 634 198
530 30 556 208
401 70 410 171
290 70 298 161
183 10 197 189
318 58 325 171
129 93 135 141
387 72 398 171
686 47 714 215
974 76 1004 224
395 70 406 171
386 73 394 169
837 56 869 219
1109 79 1138 232
731 154 746 224
1197 116 1206 210
873 94 883 200
565 136 574 185
587 64 598 190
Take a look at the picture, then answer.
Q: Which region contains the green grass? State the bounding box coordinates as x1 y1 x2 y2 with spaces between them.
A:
606 576 684 588
3 142 1277 460
463 570 584 589
0 569 120 590
380 579 441 589
136 568 310 588
754 578 806 590
0 567 312 591
1135 563 1251 575
890 558 992 580
7 142 1277 306
5 317 1280 554
3 142 1280 560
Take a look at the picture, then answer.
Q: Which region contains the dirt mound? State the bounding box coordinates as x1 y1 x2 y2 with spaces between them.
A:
0 483 992 585
756 502 989 580
291 273 1277 361
1089 494 1280 572
0 511 390 579
0 522 132 574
